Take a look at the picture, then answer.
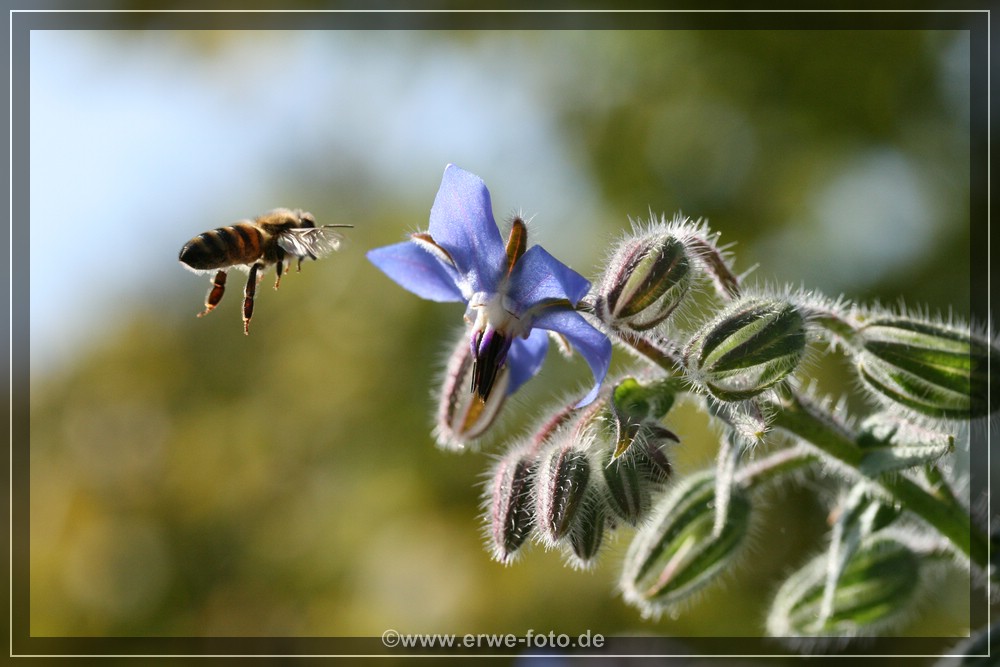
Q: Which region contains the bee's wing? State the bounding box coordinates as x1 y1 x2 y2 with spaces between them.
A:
277 226 346 260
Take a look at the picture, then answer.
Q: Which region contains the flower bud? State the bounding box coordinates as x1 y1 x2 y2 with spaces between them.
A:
535 440 593 544
602 450 646 525
685 298 807 402
621 471 752 614
767 535 921 638
635 423 676 484
601 422 676 524
855 317 998 419
567 495 607 568
485 444 537 564
435 331 509 450
597 231 692 331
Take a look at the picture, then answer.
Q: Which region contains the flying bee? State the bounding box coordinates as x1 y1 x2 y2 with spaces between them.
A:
179 208 351 335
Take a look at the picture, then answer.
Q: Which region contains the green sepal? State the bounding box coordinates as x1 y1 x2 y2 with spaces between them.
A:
609 377 680 459
856 412 955 476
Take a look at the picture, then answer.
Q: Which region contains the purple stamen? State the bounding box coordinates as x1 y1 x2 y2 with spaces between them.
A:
471 327 512 401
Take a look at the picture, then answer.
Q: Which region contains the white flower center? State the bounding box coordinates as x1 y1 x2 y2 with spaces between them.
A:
466 291 528 339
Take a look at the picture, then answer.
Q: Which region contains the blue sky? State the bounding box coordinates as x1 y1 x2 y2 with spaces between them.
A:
29 30 608 376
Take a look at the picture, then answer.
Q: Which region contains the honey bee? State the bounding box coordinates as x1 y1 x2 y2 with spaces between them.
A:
179 208 351 334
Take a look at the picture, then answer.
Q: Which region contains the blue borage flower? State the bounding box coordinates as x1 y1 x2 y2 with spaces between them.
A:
368 164 611 406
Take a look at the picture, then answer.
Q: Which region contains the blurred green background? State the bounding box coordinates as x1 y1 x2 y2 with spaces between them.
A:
26 25 979 659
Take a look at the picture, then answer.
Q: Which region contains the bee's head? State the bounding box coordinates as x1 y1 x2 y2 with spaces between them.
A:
297 211 317 228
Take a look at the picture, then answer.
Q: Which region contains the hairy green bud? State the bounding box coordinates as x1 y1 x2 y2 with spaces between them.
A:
596 379 678 523
568 495 607 567
856 412 955 475
602 450 645 524
621 471 752 614
856 317 997 419
767 535 921 638
601 425 674 525
685 298 807 401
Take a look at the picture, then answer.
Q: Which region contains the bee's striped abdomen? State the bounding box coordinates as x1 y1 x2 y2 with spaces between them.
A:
179 222 265 270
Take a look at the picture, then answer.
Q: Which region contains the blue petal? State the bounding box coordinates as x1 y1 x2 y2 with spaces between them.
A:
505 328 549 395
530 309 611 406
506 245 591 315
428 164 506 294
367 241 464 303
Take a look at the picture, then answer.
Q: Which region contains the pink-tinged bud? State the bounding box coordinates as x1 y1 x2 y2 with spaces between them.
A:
485 444 537 564
435 331 509 451
597 232 692 331
535 440 593 544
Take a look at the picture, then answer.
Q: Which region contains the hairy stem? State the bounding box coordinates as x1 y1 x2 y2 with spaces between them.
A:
686 236 741 301
734 444 818 488
769 395 988 570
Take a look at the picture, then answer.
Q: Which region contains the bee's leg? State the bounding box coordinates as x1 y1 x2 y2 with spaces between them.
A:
243 263 263 335
296 251 316 273
197 270 227 318
274 259 284 290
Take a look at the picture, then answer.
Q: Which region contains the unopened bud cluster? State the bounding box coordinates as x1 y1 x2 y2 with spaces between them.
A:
485 379 678 568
